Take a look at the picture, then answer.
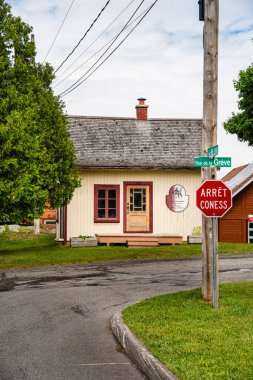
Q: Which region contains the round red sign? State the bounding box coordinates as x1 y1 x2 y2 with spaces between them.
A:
196 180 232 217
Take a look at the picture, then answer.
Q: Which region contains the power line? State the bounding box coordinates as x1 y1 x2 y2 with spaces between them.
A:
54 6 149 89
54 0 111 74
54 0 138 86
59 0 147 96
43 0 76 63
54 35 115 90
59 0 146 94
61 1 158 97
59 0 159 97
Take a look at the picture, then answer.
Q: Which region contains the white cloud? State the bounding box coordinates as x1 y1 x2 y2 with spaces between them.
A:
7 0 253 169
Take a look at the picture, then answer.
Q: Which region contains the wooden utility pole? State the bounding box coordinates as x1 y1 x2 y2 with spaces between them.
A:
201 0 219 302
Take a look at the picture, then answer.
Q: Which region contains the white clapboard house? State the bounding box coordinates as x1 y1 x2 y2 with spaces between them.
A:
56 98 202 247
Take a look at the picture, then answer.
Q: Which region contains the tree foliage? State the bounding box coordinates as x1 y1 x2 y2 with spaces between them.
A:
223 63 253 146
0 0 80 222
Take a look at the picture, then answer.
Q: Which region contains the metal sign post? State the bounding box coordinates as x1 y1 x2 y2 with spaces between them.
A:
196 180 232 308
211 217 218 308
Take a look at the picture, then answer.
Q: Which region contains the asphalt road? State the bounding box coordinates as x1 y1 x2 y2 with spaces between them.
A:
0 255 253 380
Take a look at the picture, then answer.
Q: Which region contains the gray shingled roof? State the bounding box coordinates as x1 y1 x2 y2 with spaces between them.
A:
68 116 202 169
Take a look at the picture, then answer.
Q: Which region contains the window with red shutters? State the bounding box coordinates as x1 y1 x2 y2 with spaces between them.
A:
94 185 120 223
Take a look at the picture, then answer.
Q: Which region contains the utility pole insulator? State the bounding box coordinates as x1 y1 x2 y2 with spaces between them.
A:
198 0 205 21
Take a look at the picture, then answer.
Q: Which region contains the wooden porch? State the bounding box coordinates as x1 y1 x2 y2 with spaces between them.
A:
96 233 183 247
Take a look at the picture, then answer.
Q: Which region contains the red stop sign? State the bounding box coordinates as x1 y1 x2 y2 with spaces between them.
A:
196 180 232 217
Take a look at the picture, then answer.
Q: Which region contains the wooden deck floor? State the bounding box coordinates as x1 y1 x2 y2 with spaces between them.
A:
96 233 183 247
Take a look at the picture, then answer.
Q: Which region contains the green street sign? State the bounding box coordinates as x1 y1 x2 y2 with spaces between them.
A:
194 157 210 167
208 145 218 158
210 157 231 167
194 156 231 168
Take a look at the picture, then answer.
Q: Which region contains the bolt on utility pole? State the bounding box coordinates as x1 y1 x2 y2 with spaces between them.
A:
199 0 219 304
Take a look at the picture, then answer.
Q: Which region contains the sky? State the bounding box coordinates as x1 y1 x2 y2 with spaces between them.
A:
8 0 253 176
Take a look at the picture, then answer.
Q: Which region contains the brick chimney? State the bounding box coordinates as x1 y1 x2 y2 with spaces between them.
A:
135 97 148 120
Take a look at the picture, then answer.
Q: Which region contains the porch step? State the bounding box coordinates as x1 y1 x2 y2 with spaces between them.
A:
96 234 183 246
127 239 159 248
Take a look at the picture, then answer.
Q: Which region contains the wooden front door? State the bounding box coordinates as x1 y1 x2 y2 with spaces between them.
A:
124 182 153 233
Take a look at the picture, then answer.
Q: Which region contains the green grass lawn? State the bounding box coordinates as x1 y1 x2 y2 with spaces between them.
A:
123 282 253 380
0 230 252 269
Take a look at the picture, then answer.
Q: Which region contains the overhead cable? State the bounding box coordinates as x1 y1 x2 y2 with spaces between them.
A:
59 0 159 97
54 6 149 89
54 0 111 74
59 0 147 96
43 0 76 63
54 0 138 85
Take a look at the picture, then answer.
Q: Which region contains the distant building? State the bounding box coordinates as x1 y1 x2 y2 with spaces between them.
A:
56 98 202 246
40 204 56 224
219 163 253 243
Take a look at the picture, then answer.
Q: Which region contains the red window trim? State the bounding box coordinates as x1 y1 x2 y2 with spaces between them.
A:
94 185 120 223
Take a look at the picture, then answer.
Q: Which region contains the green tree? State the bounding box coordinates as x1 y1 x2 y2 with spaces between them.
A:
224 63 253 146
0 0 80 223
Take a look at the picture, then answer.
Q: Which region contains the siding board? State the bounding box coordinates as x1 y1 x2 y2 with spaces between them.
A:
219 182 253 243
66 169 202 241
219 220 244 243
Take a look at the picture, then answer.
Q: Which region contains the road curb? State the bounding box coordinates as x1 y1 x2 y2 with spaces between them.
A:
111 311 179 380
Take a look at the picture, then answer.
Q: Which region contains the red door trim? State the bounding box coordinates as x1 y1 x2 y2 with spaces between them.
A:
64 205 68 245
123 181 153 233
